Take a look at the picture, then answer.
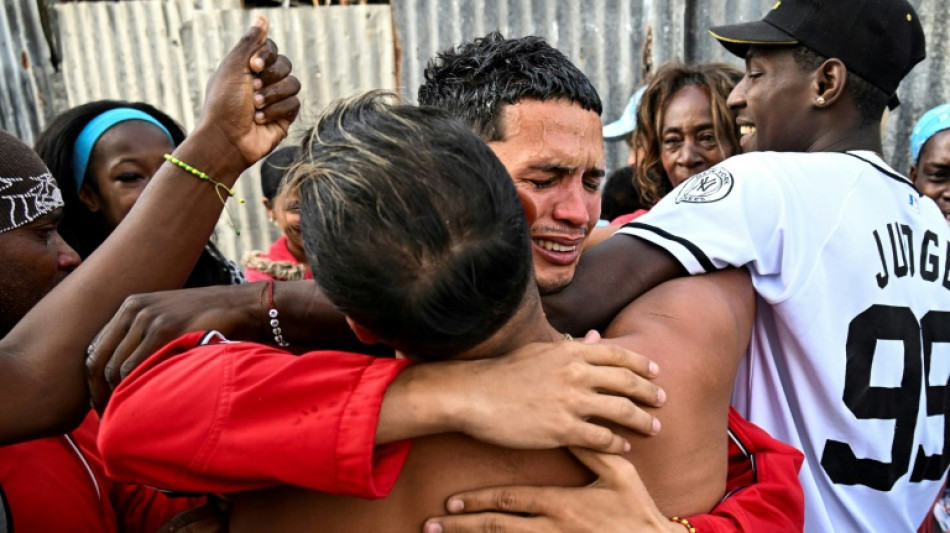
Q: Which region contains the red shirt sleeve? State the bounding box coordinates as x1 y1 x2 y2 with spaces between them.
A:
686 407 805 532
610 209 650 225
98 331 411 498
71 412 205 533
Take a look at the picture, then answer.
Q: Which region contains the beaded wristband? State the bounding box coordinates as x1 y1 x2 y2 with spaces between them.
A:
670 517 697 533
264 280 290 347
163 153 245 235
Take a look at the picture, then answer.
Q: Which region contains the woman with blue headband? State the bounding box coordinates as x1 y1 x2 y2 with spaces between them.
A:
35 100 244 287
910 103 950 224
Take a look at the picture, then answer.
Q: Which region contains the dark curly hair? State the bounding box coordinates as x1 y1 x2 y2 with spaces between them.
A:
418 32 602 142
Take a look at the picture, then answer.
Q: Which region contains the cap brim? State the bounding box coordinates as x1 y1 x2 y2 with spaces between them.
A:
887 94 900 110
708 20 799 58
603 119 633 141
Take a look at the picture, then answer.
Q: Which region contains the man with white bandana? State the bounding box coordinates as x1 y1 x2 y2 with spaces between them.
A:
0 151 76 337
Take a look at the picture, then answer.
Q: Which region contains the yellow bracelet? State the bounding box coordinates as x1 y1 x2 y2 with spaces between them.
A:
670 517 697 533
163 153 245 235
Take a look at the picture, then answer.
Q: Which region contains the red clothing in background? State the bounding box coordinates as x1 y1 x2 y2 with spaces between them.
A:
0 411 199 533
243 235 312 282
611 209 649 226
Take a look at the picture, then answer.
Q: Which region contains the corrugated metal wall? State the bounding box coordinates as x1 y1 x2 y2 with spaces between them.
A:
1 0 948 262
392 0 950 174
46 0 397 261
0 0 63 145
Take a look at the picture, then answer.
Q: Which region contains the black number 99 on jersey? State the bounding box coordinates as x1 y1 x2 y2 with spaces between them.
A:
821 305 950 491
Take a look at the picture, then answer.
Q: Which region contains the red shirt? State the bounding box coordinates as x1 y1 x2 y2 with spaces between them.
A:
243 236 312 282
611 209 649 226
688 408 805 532
100 332 804 531
99 332 411 498
0 411 199 533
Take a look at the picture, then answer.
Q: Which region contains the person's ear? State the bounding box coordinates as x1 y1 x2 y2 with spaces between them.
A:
813 58 847 108
78 184 101 213
345 316 380 345
910 163 919 186
262 198 275 221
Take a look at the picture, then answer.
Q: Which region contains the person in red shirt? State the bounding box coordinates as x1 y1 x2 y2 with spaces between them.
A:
0 16 301 532
243 146 313 282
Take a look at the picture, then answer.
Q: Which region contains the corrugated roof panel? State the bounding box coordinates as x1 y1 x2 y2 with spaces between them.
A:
38 2 396 262
179 5 397 260
0 0 61 145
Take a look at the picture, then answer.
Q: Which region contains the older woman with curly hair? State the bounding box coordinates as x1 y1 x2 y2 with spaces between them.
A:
589 62 742 245
632 62 742 208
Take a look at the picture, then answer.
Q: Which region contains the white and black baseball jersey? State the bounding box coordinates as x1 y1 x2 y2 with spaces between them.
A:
618 151 950 532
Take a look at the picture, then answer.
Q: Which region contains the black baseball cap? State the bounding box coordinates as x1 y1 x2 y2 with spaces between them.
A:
708 0 926 109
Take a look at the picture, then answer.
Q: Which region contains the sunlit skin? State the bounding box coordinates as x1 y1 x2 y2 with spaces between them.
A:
911 129 950 224
79 121 176 230
660 86 735 187
0 209 80 334
728 47 816 153
488 99 606 294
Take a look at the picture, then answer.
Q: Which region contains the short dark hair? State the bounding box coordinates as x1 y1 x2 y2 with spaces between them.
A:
34 100 186 259
791 45 888 128
417 32 602 142
601 166 648 221
260 146 300 201
289 92 532 361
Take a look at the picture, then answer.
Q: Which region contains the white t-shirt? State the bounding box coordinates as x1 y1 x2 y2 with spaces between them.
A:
618 151 950 532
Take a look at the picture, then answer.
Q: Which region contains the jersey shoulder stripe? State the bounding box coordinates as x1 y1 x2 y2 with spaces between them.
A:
622 221 720 273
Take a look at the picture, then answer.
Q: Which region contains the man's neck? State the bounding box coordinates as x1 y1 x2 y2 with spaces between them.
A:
455 293 563 361
806 126 884 156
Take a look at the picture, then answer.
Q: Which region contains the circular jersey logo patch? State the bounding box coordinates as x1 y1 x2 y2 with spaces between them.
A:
675 167 734 204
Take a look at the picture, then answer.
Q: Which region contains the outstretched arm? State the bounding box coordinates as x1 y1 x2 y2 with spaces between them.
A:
0 16 300 445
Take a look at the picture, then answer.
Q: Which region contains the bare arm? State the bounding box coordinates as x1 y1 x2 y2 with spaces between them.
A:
0 16 300 445
543 234 687 336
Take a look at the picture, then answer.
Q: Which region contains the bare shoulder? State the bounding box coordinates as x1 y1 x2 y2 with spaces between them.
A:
605 268 754 351
598 268 754 515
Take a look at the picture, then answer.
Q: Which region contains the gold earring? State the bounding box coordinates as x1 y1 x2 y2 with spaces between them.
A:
815 96 826 105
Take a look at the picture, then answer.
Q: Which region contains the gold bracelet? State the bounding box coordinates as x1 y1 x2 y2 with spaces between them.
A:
670 517 697 533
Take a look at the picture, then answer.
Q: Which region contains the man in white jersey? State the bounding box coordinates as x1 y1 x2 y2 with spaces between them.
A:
428 0 945 532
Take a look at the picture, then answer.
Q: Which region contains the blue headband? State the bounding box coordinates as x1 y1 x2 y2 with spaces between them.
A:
911 103 950 163
71 108 175 193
